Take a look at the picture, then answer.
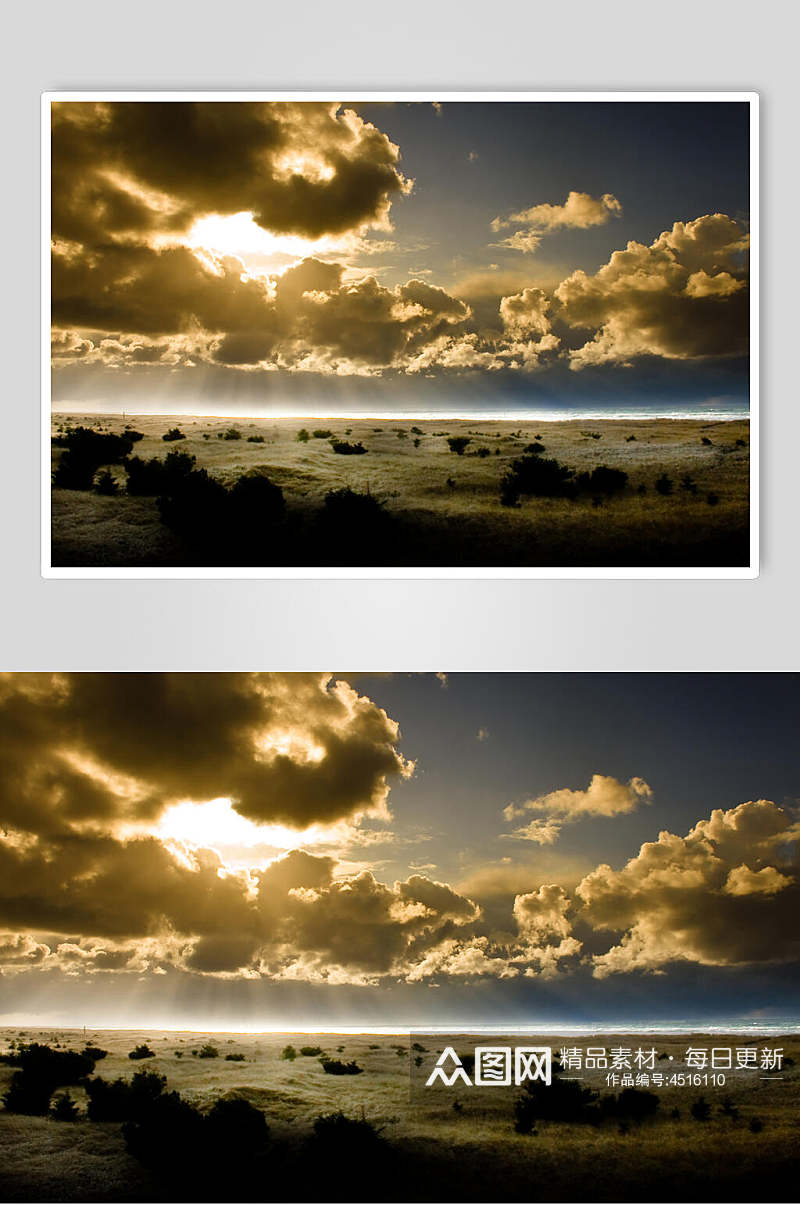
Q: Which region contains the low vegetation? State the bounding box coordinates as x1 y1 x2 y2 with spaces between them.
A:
319 1056 363 1075
128 1044 155 1061
1 1034 793 1202
330 438 367 455
50 417 751 569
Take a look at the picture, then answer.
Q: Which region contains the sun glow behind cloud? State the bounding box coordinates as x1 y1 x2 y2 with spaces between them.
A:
184 211 355 274
154 798 346 863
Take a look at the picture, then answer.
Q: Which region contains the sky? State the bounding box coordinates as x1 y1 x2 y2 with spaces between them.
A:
1 672 797 1030
50 100 751 418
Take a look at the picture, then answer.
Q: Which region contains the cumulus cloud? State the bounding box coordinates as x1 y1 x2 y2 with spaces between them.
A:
577 800 799 977
555 213 749 368
499 287 552 336
503 774 652 842
52 101 410 246
48 102 566 379
1 675 791 990
492 191 622 252
0 672 412 834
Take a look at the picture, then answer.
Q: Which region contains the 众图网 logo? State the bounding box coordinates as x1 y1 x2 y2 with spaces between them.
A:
425 1046 552 1087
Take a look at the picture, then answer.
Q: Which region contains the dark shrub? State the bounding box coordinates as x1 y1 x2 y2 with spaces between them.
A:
86 1070 167 1123
157 469 229 543
318 489 389 550
3 1070 54 1115
312 429 333 439
626 434 637 441
411 426 423 435
749 1116 764 1133
229 474 285 526
128 1044 155 1060
50 1092 79 1122
680 473 698 494
296 429 310 443
523 442 545 455
82 1045 108 1062
223 427 242 440
162 427 186 442
126 449 196 495
413 438 421 448
198 1044 219 1059
514 1063 599 1132
603 1087 659 1122
320 1057 363 1075
225 1052 246 1062
281 1045 297 1061
502 455 576 503
2 1041 97 1115
447 436 471 455
123 428 145 443
706 491 719 506
476 446 491 458
94 469 119 496
690 1095 712 1122
330 438 367 455
719 1096 739 1120
701 436 713 446
206 1097 269 1157
247 435 265 443
654 473 674 495
53 427 134 490
310 1111 383 1156
575 465 628 496
299 1045 323 1057
123 1090 204 1170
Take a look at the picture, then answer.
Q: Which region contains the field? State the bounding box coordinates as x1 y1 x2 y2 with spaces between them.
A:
49 414 751 569
0 1027 796 1202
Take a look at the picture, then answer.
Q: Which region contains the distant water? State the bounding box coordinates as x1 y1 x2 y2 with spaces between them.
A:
1 1019 796 1035
53 402 751 423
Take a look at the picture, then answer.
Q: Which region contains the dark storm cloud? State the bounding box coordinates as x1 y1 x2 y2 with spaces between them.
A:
0 673 412 831
52 243 278 337
51 101 410 245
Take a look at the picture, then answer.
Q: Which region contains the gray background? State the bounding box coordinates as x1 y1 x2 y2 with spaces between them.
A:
2 0 797 671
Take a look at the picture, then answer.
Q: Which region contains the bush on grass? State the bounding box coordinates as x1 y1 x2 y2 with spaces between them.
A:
128 1044 155 1060
319 1056 363 1075
50 1092 80 1122
447 436 471 455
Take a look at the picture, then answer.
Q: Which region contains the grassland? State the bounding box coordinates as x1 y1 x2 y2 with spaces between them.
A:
0 1027 795 1201
49 414 751 569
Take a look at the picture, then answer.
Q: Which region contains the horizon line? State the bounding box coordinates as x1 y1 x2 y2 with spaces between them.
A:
50 408 751 423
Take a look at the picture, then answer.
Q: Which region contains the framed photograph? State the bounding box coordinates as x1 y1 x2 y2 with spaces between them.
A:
43 93 757 578
0 672 795 1202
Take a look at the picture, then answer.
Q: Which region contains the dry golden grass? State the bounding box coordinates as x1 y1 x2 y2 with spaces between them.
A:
0 1026 796 1201
49 414 751 568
